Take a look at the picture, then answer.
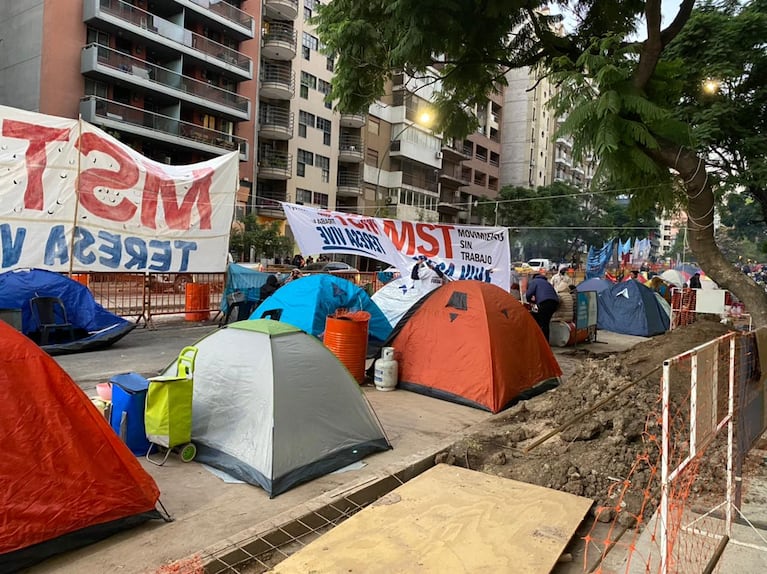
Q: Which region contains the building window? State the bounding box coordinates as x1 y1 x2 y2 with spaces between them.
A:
302 32 318 61
313 192 329 208
300 71 316 99
316 155 330 183
296 188 313 204
366 148 379 167
298 110 315 138
297 149 314 177
327 55 335 72
84 78 108 99
304 6 312 20
318 79 331 95
316 117 332 145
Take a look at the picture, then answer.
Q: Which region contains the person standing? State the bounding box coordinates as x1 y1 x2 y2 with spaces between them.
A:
551 267 572 291
525 271 559 343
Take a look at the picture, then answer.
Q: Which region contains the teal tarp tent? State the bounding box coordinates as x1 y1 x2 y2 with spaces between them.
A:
251 274 392 341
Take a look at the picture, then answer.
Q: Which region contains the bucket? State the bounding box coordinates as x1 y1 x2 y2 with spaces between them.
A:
185 283 210 321
324 311 370 383
549 321 590 347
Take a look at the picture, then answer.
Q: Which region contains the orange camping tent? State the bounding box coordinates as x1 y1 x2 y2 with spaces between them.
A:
0 321 161 571
390 281 562 413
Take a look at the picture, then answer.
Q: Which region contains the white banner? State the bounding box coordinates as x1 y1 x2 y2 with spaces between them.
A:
283 203 511 291
0 105 238 273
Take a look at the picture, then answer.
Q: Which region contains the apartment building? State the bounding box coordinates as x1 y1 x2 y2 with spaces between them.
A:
501 67 557 189
360 72 503 225
552 117 595 189
255 0 367 227
0 0 260 212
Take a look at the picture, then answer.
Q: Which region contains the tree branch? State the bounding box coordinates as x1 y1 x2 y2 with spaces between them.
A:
660 0 696 48
633 0 663 90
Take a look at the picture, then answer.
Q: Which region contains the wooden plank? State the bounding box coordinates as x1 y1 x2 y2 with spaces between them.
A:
272 464 592 574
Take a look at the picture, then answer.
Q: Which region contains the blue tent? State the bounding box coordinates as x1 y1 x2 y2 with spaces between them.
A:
0 269 135 355
576 278 614 293
597 279 669 337
251 274 392 341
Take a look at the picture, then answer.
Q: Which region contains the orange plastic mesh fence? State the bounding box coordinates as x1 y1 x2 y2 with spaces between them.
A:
585 333 740 573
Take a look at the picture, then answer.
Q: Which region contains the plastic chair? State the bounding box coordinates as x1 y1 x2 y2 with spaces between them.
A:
30 296 75 345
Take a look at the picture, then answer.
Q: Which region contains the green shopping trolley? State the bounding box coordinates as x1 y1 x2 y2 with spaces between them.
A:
145 346 198 465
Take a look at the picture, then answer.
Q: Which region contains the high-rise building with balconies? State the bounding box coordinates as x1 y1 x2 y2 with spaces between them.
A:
361 72 503 225
0 0 259 213
255 0 367 227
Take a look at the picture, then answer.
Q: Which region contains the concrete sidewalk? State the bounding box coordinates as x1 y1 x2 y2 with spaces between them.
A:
38 322 653 573
35 323 490 573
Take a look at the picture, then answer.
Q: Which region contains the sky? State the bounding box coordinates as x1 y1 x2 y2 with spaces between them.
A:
555 1 686 35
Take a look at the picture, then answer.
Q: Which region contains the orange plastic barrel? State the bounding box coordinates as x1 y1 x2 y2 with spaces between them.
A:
72 273 90 288
324 311 370 383
185 283 210 321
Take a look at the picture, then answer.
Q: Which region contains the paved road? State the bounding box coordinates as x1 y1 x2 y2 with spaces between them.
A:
53 321 218 392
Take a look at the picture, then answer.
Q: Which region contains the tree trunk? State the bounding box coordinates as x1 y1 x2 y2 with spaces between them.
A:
653 145 767 328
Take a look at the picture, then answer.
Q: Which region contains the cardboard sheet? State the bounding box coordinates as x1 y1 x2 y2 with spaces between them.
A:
272 464 593 574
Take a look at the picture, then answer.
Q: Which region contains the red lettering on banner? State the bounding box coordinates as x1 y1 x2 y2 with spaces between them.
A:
139 162 175 229
140 163 213 230
383 221 455 258
165 167 213 230
77 132 140 221
1 120 70 211
383 220 416 256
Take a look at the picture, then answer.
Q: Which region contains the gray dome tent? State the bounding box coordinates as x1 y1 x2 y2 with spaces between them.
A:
160 320 390 496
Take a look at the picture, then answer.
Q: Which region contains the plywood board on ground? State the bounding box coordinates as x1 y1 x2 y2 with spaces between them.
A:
271 464 592 574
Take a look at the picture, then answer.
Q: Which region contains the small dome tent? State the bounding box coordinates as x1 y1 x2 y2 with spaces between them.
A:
251 274 391 341
0 268 135 354
576 277 614 293
159 320 391 497
0 322 161 571
597 279 670 336
388 281 562 413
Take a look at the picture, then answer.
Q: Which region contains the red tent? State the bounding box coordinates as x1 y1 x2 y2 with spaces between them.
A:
389 281 562 413
0 322 161 571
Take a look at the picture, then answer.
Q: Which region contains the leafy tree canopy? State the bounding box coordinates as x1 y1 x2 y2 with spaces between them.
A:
316 0 767 325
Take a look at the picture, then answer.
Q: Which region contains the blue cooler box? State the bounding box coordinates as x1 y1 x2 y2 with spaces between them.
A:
109 372 151 455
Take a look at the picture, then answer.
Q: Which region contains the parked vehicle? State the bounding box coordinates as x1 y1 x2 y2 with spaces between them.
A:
527 259 554 273
303 262 359 273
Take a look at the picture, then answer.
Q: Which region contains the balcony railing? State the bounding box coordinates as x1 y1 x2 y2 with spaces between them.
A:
260 65 295 97
338 135 364 161
439 165 470 185
337 173 362 188
262 22 297 52
81 95 246 153
264 0 299 19
258 150 292 178
402 172 438 192
82 44 249 114
93 0 251 73
187 0 253 29
259 107 294 135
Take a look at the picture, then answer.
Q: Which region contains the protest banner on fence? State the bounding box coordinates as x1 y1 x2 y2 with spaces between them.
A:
282 202 511 290
0 105 238 273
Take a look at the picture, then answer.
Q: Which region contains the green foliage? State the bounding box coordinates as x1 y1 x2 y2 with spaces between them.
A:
228 216 291 261
664 0 767 218
487 182 658 261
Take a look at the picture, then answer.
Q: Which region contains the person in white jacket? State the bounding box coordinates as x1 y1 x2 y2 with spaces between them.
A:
551 267 572 291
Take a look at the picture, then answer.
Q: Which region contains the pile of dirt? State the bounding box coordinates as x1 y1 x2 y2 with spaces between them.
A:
444 319 734 523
